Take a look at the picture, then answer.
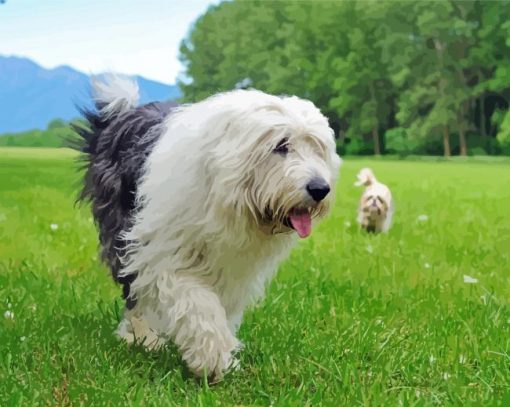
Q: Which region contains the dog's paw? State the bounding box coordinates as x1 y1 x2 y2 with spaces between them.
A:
116 317 165 350
206 358 240 384
129 316 166 350
183 331 240 382
193 356 241 385
229 356 241 372
116 318 135 343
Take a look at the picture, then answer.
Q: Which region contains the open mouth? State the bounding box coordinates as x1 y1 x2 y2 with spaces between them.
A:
283 207 313 239
368 206 382 215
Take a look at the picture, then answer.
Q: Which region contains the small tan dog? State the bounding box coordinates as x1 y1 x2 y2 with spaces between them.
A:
355 168 393 233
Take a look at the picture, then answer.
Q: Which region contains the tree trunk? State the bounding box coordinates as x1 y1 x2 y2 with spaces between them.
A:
372 125 381 156
458 127 467 156
459 102 468 156
368 81 381 156
443 125 451 158
480 94 487 138
434 38 451 158
337 130 344 143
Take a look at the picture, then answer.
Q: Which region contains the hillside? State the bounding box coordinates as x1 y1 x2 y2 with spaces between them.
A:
0 55 180 133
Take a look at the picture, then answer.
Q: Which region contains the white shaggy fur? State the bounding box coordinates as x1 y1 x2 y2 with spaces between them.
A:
97 82 342 380
91 74 140 119
355 168 393 233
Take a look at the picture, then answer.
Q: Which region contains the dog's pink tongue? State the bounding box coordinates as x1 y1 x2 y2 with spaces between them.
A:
289 211 312 238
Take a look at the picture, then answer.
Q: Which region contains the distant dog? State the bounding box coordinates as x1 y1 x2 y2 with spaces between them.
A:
75 75 341 380
355 168 393 233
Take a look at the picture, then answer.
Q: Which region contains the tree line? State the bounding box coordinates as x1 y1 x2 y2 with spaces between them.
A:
0 119 78 148
178 0 510 157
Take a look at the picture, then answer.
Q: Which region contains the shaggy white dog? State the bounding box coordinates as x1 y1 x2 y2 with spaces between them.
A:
75 76 341 380
355 168 393 233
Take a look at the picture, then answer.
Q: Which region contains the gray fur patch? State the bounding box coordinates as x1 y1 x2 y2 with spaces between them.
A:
74 100 177 308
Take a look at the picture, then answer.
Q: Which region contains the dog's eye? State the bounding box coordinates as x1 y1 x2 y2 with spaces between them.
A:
274 137 289 155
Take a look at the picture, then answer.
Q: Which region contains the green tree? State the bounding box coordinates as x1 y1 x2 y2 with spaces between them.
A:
384 1 478 156
47 119 66 130
179 1 289 101
485 3 510 152
329 1 395 155
179 1 353 133
179 0 510 157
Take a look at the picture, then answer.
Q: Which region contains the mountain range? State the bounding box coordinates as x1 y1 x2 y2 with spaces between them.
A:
0 55 181 133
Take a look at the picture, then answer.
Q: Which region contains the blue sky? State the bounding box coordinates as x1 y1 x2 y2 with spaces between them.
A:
0 0 218 84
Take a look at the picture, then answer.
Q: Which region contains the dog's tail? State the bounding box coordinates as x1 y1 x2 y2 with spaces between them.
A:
354 168 377 187
91 74 139 120
72 74 139 157
71 75 139 202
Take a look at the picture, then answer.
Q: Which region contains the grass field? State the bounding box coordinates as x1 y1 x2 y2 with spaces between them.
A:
1 147 510 406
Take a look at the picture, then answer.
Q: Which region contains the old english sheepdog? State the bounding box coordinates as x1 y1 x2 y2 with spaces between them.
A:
355 168 394 233
75 75 341 380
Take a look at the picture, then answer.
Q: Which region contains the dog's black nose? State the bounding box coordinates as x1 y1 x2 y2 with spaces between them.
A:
306 177 330 202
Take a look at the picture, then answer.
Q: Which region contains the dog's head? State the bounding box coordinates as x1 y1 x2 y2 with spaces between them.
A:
206 90 341 238
360 184 391 221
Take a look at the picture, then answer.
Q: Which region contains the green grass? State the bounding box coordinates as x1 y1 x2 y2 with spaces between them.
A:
1 147 510 406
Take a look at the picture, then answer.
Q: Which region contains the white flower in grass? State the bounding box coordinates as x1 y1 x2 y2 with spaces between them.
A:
344 220 351 227
443 372 450 381
4 311 14 319
424 262 431 269
366 244 373 254
20 336 26 342
417 214 428 222
50 223 59 231
463 275 478 284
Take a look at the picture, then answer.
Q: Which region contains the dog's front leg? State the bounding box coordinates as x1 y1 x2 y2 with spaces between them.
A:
163 275 240 380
